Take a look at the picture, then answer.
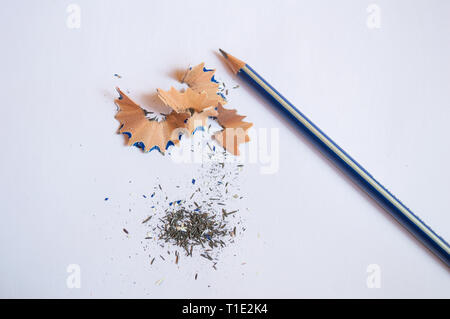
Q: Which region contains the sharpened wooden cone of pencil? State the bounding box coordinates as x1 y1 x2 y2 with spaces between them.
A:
219 49 450 267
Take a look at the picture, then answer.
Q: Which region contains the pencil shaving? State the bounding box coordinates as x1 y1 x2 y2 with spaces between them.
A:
185 107 218 135
215 104 253 131
181 62 226 106
115 88 189 153
157 87 212 113
213 104 253 155
213 129 250 156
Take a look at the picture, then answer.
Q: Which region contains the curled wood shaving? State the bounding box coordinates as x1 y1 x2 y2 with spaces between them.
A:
157 87 212 113
213 104 253 156
215 104 253 131
185 107 218 135
181 62 226 106
115 88 189 153
214 128 250 156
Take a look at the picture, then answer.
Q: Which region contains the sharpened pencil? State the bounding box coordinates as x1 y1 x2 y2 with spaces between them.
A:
219 49 450 267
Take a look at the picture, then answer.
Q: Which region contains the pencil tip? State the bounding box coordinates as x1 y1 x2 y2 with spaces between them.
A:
218 49 246 74
219 48 228 59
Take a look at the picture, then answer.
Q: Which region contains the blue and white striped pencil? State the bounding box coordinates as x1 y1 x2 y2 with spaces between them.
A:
219 49 450 267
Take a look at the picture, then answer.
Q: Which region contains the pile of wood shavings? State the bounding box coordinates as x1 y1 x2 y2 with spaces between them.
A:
114 63 252 155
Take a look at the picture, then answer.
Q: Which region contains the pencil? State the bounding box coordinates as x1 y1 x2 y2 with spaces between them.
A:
219 49 450 267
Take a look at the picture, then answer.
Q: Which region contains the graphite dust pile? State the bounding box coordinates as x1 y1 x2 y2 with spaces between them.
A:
140 144 246 270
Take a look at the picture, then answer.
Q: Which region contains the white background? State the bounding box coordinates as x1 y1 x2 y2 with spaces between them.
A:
0 0 449 298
